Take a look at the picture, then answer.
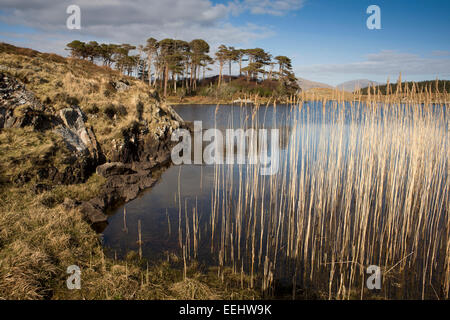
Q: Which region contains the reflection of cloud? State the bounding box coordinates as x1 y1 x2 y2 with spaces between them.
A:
0 0 277 55
296 50 450 77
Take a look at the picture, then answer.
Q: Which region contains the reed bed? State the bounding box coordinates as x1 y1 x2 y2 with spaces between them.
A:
175 89 448 299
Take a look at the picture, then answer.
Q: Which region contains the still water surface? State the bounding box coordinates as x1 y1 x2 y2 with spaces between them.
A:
102 102 448 299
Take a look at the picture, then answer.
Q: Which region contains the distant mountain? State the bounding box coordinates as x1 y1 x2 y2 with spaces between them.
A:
297 77 334 91
336 79 381 92
297 78 383 92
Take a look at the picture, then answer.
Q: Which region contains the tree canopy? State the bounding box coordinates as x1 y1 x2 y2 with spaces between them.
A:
66 38 299 97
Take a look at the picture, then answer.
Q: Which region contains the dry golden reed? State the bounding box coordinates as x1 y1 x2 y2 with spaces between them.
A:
177 88 448 299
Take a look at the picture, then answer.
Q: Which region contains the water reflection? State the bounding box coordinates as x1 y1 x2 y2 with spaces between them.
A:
103 102 448 299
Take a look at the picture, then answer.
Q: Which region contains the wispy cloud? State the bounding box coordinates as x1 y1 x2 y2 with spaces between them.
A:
296 50 450 78
0 0 280 54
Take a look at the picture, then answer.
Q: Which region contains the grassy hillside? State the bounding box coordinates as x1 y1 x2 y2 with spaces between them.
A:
297 77 334 91
0 42 173 160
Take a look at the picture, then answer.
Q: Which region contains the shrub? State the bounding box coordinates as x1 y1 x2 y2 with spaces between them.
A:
136 101 144 120
86 104 99 115
104 104 116 119
43 96 52 105
116 104 128 117
103 89 112 97
66 96 79 106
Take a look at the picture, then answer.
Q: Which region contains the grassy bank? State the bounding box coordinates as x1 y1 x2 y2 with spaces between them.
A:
0 180 258 299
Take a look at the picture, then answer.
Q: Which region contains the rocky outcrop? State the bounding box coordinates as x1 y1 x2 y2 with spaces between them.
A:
1 73 104 185
1 72 184 229
76 165 162 227
109 102 181 167
57 98 185 226
80 102 185 227
96 162 136 178
112 79 130 92
0 73 60 130
57 106 104 165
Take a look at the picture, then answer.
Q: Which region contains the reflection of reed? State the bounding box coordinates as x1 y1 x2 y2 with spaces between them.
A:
176 87 448 299
166 208 171 237
122 206 128 234
137 219 142 259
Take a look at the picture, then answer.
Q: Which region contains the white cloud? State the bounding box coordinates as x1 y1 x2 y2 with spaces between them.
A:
0 0 278 55
296 50 450 78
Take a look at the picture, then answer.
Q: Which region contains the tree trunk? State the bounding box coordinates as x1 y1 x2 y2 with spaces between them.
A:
239 58 242 77
218 62 223 87
185 62 189 92
164 63 169 97
190 62 194 91
193 65 196 90
174 73 177 93
147 55 152 86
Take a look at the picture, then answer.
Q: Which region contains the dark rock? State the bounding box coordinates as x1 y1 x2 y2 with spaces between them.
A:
123 174 140 185
57 106 104 164
87 187 122 212
131 160 157 172
59 106 87 127
102 188 121 207
79 201 108 224
96 162 136 178
62 198 81 210
12 173 31 184
88 197 106 210
41 195 57 208
121 184 140 202
138 176 157 190
0 72 60 131
33 183 51 194
104 175 125 189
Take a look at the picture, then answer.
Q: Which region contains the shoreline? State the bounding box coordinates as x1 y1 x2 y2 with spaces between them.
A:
166 94 450 106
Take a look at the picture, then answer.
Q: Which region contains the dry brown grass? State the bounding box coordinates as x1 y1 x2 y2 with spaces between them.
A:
0 43 258 300
0 128 71 179
0 43 178 161
0 165 258 300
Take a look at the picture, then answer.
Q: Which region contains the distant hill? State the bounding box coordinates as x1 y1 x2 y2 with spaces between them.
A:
336 79 381 92
297 77 334 91
302 88 354 101
297 78 383 92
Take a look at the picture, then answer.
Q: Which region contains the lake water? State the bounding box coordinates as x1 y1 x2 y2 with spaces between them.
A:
102 102 448 299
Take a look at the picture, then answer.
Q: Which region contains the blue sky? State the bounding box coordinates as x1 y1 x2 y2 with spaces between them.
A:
1 0 449 85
